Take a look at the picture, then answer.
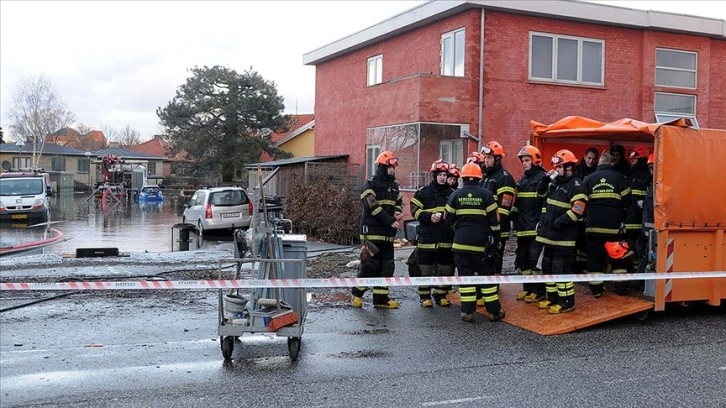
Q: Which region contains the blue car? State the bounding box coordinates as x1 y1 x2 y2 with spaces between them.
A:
137 185 164 202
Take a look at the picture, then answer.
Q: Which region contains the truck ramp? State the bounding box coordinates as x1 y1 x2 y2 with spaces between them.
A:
448 283 653 335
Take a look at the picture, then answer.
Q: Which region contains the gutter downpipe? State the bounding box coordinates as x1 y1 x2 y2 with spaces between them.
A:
477 8 485 152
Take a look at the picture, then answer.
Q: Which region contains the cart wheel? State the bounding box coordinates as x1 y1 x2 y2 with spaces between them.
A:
287 337 301 361
635 309 650 321
221 336 234 360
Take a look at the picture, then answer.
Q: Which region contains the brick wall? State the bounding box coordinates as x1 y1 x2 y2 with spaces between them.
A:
314 7 726 180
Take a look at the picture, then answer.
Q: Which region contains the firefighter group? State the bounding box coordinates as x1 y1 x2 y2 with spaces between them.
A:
352 142 655 323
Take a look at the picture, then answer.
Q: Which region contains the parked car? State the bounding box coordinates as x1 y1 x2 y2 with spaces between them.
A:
0 170 51 225
137 185 164 202
182 187 252 234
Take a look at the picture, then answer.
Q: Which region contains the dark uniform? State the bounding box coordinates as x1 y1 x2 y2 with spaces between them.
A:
481 162 516 271
581 162 631 297
624 157 651 279
535 170 587 312
445 176 501 321
352 163 403 307
410 178 454 306
512 164 546 302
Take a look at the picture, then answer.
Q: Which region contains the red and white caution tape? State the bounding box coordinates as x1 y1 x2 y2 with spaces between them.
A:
1 271 725 291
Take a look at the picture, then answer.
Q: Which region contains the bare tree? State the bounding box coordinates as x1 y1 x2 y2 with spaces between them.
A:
74 123 94 136
117 124 141 147
101 124 119 142
7 75 76 167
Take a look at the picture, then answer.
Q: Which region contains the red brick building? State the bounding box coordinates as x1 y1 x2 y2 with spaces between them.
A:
303 0 726 189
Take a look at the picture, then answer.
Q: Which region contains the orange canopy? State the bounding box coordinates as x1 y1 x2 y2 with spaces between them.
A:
529 116 692 141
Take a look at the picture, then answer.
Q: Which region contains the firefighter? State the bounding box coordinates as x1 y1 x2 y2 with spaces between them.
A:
574 147 599 181
581 152 631 297
511 145 546 303
639 153 656 274
605 241 635 294
351 150 404 309
410 159 455 307
447 163 460 190
610 144 631 176
445 162 502 322
535 149 587 314
480 141 516 276
624 144 652 288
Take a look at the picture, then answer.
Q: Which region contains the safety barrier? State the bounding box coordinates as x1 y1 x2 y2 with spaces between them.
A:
2 271 725 291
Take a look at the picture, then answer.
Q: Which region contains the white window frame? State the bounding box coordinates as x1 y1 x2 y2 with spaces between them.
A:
367 55 383 86
366 145 381 177
529 32 604 86
655 48 697 89
654 92 699 127
13 157 31 169
441 28 465 77
439 139 463 167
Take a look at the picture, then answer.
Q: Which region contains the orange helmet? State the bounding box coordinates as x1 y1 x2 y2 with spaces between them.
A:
482 141 505 157
375 150 398 167
447 163 460 178
517 145 542 165
551 149 578 169
628 145 650 159
429 159 449 175
605 241 630 260
466 151 486 164
647 153 655 165
461 162 483 179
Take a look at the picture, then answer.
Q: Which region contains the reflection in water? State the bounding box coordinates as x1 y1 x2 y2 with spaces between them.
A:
1 193 191 254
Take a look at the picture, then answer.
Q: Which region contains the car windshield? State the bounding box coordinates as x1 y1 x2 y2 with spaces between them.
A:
210 190 245 206
142 187 160 193
0 178 44 196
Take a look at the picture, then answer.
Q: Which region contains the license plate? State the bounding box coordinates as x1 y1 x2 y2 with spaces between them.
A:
221 212 240 219
11 214 28 220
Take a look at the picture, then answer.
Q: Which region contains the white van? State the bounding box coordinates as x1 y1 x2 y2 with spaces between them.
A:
0 171 51 224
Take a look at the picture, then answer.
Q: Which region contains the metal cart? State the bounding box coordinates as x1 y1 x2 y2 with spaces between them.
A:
217 168 307 361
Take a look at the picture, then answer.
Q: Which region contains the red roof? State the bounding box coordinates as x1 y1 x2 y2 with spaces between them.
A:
130 135 187 160
270 114 314 143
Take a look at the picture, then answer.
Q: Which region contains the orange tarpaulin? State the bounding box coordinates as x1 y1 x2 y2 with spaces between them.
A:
529 115 722 230
529 116 692 138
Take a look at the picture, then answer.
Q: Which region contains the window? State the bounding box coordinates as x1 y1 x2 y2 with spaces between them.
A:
77 158 90 173
655 48 697 89
366 145 381 177
439 139 463 167
147 161 157 175
530 32 604 85
51 157 66 171
654 92 698 127
367 55 382 86
12 157 31 169
441 28 465 77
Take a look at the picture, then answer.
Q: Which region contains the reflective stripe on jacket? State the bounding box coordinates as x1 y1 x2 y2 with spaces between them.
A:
410 180 454 250
445 181 500 253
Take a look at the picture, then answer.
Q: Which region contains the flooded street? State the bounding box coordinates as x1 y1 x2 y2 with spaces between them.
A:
0 193 230 255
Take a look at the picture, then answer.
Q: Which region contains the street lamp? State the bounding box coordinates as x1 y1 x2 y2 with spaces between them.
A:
15 140 25 170
85 151 92 190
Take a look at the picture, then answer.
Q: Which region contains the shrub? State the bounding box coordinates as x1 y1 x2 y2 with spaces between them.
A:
285 172 361 245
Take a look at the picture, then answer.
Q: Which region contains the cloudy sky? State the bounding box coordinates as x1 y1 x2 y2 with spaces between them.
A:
1 1 724 141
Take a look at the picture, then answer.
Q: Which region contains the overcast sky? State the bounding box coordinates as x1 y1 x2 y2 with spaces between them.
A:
1 1 724 141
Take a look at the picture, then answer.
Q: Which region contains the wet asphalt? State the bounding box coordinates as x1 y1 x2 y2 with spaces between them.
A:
1 243 725 407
